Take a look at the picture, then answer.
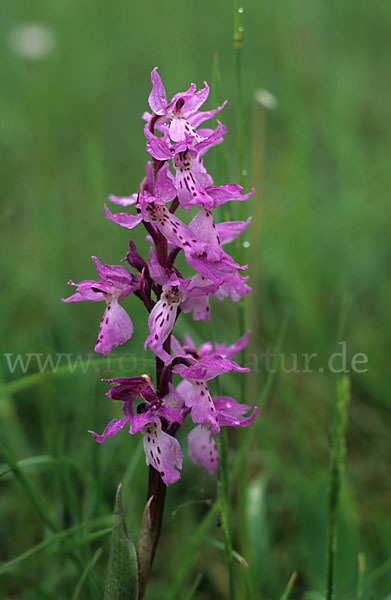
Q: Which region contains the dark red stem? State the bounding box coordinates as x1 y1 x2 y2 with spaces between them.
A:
137 113 172 599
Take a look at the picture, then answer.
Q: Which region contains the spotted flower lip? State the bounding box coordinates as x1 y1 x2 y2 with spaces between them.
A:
188 425 217 474
144 285 183 357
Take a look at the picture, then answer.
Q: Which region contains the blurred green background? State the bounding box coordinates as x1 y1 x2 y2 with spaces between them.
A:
0 0 390 598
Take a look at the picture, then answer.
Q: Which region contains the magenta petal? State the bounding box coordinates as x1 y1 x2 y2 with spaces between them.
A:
104 204 143 230
183 381 220 434
189 100 228 128
142 422 183 485
130 411 153 434
154 162 176 202
105 377 151 401
192 121 226 156
62 280 105 302
168 83 197 111
189 207 223 261
158 404 184 424
188 425 217 474
162 382 186 409
144 287 181 356
144 204 204 254
215 330 250 359
144 125 173 160
205 184 254 209
88 417 129 443
214 272 252 302
95 300 133 354
183 82 210 113
214 397 258 427
108 194 138 207
173 354 249 381
169 118 187 142
217 218 252 245
103 376 151 385
148 246 170 286
181 292 211 321
91 256 133 288
148 67 167 115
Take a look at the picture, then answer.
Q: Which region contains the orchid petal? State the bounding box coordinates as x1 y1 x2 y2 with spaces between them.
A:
142 421 183 485
148 67 167 115
188 425 217 474
95 300 133 355
88 417 129 443
104 204 143 230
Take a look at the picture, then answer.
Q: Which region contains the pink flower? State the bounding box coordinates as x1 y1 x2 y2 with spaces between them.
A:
62 257 138 354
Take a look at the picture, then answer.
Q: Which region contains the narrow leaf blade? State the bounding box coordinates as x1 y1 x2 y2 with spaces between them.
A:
104 483 139 600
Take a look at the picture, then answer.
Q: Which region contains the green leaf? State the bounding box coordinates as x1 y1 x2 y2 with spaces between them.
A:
136 494 154 599
72 547 103 600
303 592 326 600
0 516 112 575
0 441 59 533
280 571 297 600
104 483 139 600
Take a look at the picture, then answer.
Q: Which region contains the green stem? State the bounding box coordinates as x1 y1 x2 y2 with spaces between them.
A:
326 376 351 600
234 0 245 194
216 429 235 600
325 296 352 600
209 318 235 600
234 8 253 597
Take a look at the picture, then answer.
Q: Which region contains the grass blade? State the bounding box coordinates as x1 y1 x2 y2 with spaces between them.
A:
0 516 112 575
71 547 104 600
216 428 235 600
280 571 297 600
0 441 58 533
325 376 351 600
0 357 154 396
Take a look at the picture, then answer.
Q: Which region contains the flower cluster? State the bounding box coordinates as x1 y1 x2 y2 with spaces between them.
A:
63 68 257 485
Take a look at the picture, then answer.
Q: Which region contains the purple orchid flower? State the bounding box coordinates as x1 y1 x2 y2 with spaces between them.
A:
62 257 138 354
64 68 258 492
180 330 251 361
147 67 227 143
188 397 258 474
171 355 249 433
89 376 183 485
144 275 220 361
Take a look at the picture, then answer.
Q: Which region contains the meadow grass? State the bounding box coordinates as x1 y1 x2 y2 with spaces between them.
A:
0 0 390 598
